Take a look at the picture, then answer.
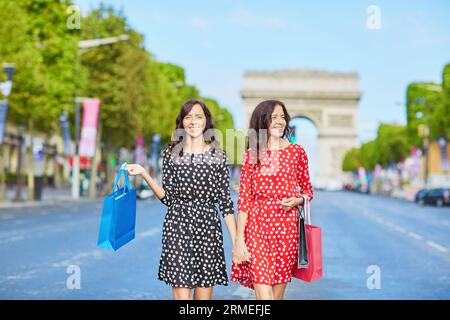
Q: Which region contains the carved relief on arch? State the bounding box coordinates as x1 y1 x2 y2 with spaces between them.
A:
328 114 354 128
291 110 322 131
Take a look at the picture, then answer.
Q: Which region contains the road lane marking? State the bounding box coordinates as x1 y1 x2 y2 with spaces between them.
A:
138 227 160 238
359 211 449 255
426 241 448 253
52 250 104 268
0 270 37 284
393 226 407 234
0 235 25 244
384 221 395 228
0 230 22 239
407 232 424 241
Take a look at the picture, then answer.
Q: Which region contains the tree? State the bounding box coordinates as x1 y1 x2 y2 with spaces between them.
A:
342 147 362 172
376 124 409 167
431 63 450 140
361 140 378 171
406 82 443 147
80 5 145 149
0 0 81 200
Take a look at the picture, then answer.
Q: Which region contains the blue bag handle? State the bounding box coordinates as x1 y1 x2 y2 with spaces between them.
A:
113 163 131 193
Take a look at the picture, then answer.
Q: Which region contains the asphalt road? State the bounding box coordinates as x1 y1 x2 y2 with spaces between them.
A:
0 190 449 299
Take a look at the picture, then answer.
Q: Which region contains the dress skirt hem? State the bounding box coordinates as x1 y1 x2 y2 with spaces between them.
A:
158 276 229 288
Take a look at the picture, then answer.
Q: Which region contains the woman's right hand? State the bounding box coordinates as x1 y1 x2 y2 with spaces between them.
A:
232 238 251 264
125 164 146 177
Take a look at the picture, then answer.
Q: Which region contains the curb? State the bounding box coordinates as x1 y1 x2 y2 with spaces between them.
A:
0 198 96 209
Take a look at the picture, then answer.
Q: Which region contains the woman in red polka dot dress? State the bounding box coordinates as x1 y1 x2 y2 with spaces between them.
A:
231 99 314 300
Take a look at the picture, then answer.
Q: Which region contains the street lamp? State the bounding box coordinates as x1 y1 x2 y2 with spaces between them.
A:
13 125 25 202
1 63 15 202
414 97 430 187
78 34 130 51
71 34 130 199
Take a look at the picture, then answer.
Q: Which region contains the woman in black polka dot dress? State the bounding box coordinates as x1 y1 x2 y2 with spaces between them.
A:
126 99 237 300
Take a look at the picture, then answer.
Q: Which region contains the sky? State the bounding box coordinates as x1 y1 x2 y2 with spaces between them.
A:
74 0 450 148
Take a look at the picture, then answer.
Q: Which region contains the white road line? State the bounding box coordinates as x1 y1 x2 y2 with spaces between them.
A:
407 232 424 241
0 270 37 284
0 235 25 244
426 241 448 253
52 250 104 268
384 222 395 228
393 226 407 234
360 210 449 255
138 227 160 238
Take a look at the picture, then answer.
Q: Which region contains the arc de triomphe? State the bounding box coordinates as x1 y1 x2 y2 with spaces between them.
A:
241 69 362 190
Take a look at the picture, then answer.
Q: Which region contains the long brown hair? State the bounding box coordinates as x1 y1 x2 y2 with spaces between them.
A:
167 99 218 157
247 99 292 164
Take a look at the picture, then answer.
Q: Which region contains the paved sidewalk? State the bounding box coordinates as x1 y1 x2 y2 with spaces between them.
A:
0 186 95 209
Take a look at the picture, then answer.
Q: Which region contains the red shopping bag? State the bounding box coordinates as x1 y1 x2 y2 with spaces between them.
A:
293 196 323 282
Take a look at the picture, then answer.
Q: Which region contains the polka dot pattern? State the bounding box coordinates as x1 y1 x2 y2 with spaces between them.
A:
158 146 234 288
231 143 314 289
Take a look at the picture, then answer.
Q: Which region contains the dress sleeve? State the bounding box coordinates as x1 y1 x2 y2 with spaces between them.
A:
297 146 314 202
237 149 254 215
159 148 175 207
216 152 235 218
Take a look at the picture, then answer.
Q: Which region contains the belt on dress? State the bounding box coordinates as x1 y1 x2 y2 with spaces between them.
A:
252 195 300 214
253 195 284 202
171 198 216 208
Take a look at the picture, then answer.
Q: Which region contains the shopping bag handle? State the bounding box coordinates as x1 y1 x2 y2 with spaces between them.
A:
113 163 131 192
298 195 311 225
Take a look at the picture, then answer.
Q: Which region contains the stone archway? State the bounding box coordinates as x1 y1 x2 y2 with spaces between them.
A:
241 68 362 190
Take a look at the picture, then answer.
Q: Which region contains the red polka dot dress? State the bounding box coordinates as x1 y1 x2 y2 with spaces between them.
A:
230 143 314 289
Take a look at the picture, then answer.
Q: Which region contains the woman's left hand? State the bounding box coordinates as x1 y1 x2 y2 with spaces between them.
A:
278 197 303 211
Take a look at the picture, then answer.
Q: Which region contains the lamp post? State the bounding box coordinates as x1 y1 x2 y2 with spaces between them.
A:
71 34 130 199
13 125 25 202
414 97 430 187
71 96 83 199
1 63 15 202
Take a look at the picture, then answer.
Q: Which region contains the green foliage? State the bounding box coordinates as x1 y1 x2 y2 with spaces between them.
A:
342 147 361 172
406 81 445 147
376 124 409 166
0 1 235 154
343 123 409 172
80 5 149 148
361 140 378 171
0 0 81 132
435 63 450 140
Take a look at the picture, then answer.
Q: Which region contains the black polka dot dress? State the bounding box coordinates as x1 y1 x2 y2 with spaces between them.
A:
157 145 234 288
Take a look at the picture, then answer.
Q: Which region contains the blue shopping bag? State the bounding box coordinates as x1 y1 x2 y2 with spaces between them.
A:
97 165 136 251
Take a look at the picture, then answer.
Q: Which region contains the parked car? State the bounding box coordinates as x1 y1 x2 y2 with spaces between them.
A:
422 188 450 207
415 189 429 205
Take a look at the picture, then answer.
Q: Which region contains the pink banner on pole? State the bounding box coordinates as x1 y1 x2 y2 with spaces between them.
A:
135 135 145 165
79 98 100 158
